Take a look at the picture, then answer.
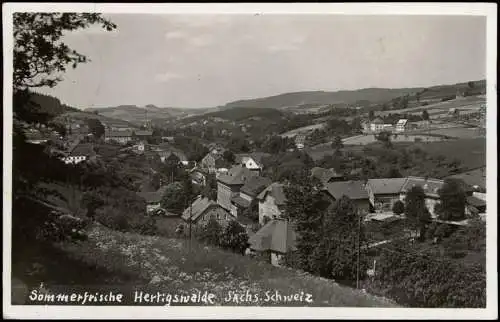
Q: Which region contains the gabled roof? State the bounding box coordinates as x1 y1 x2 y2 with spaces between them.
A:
366 178 407 195
311 167 343 184
466 195 486 208
400 176 444 198
217 165 256 186
323 180 369 200
256 182 287 206
396 119 408 126
240 176 272 197
135 130 153 136
138 186 168 204
248 219 297 254
181 196 221 221
234 152 271 167
106 130 133 137
371 117 384 124
231 195 252 209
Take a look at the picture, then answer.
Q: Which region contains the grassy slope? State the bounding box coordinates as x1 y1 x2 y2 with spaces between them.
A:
31 224 398 307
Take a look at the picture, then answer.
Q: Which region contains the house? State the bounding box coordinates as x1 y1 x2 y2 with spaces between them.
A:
295 134 306 150
395 119 408 133
181 196 233 227
190 169 208 186
61 143 96 164
322 180 372 215
399 177 445 219
138 186 168 215
158 149 189 165
216 165 259 212
465 195 486 217
248 219 297 267
162 136 175 143
230 176 272 218
256 182 288 225
369 118 385 132
234 152 271 173
200 151 230 174
310 167 344 185
104 130 133 144
134 130 153 141
366 178 407 212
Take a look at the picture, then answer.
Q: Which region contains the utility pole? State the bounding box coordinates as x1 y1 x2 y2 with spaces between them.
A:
356 211 361 289
188 195 193 253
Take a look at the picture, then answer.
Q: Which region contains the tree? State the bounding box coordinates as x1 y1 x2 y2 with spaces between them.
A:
404 186 431 241
368 110 375 119
86 118 105 139
375 131 392 148
197 218 222 246
13 13 116 90
422 110 430 121
12 13 116 244
392 200 405 215
467 81 475 89
223 150 235 164
160 182 187 214
313 196 368 282
219 221 249 254
436 179 467 221
331 136 344 150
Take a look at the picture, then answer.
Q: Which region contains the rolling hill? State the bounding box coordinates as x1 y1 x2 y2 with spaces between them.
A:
222 88 425 110
86 105 216 125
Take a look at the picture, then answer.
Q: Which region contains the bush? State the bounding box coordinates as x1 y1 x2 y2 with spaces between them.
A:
392 200 405 215
196 218 223 246
219 220 249 255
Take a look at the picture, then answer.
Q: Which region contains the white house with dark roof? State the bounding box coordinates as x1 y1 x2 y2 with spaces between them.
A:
216 165 258 212
395 119 408 133
182 196 232 227
104 130 133 144
256 182 288 225
234 152 271 173
137 186 168 214
61 143 96 164
230 176 272 218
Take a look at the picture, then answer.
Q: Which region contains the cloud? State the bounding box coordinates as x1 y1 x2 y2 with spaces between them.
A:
154 72 184 82
165 30 188 40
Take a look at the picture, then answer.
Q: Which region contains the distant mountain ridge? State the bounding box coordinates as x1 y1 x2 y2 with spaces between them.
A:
85 79 486 123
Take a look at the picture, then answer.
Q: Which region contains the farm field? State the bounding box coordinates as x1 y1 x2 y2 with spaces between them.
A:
26 223 399 307
376 95 485 117
343 134 448 146
415 138 486 170
420 127 482 139
280 122 326 138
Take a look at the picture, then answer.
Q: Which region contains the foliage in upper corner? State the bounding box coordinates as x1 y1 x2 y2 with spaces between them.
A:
13 13 116 90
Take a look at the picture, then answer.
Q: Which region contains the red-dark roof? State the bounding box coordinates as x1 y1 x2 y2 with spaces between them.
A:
256 183 287 205
248 219 297 254
217 165 257 186
323 180 369 200
240 176 272 197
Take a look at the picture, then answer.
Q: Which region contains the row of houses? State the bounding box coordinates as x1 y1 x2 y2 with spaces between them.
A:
363 118 415 133
104 130 154 145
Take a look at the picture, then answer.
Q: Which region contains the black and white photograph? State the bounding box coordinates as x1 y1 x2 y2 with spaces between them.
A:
3 3 497 319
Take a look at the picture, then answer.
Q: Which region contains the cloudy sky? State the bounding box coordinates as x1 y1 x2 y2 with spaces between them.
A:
37 14 486 109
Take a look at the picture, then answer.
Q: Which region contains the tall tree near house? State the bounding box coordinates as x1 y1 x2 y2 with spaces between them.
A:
219 221 249 255
331 135 344 150
435 178 467 221
404 186 431 241
318 196 368 283
86 118 105 139
368 110 375 120
283 179 328 273
422 110 430 121
222 150 236 164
